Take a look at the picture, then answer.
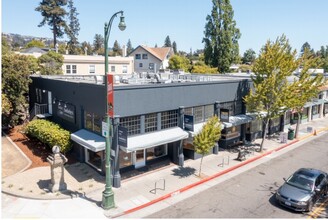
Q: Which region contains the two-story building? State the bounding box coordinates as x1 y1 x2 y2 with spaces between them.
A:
128 45 174 73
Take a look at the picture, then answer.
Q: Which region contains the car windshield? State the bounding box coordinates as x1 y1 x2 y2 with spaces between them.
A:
286 174 314 191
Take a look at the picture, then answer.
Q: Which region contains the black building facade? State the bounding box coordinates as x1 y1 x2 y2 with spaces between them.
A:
30 75 289 188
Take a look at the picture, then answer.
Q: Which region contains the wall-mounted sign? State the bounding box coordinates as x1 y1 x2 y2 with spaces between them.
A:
57 101 76 123
220 109 229 122
107 74 114 118
184 115 194 131
102 121 108 137
118 126 128 148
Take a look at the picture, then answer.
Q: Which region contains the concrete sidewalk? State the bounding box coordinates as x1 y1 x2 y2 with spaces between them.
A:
2 117 328 219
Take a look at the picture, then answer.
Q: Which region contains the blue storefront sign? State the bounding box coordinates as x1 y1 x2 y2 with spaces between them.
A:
184 115 194 131
118 126 128 148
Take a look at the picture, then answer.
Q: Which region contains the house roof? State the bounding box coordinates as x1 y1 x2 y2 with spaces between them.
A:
20 47 48 54
129 45 173 61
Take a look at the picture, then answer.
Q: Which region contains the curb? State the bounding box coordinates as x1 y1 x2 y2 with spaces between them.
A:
112 128 328 218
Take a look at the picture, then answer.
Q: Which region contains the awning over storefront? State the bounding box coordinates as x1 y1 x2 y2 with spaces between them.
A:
71 129 105 152
124 127 189 152
187 122 225 137
222 114 254 128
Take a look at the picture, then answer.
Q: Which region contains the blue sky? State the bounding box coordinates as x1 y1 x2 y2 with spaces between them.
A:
2 0 328 55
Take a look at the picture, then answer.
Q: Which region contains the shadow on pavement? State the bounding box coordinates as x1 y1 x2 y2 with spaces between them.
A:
171 166 196 178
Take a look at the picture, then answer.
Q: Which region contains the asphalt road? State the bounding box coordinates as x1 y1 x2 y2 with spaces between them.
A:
147 134 328 218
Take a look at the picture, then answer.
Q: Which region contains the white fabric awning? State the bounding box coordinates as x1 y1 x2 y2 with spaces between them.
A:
223 114 254 128
124 127 188 152
71 129 105 152
188 122 206 137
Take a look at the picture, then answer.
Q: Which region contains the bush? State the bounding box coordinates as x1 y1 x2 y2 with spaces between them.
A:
25 119 72 153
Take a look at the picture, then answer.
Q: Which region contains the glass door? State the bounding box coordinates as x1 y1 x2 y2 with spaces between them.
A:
135 149 145 168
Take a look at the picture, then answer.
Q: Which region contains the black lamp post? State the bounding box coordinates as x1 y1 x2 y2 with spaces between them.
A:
102 10 126 210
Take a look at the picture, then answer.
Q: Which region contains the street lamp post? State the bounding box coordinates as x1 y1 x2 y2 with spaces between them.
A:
102 10 126 210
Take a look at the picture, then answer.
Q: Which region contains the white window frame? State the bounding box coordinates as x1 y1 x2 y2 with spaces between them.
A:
66 64 77 74
89 65 95 74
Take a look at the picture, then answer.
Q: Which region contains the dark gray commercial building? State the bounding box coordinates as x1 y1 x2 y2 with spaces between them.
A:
30 74 327 187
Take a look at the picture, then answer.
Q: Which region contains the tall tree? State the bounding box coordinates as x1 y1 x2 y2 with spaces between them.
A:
203 0 240 73
244 35 298 151
38 51 64 75
93 34 104 54
2 53 32 127
112 40 122 56
242 48 256 64
66 0 80 55
193 116 222 177
164 35 172 47
286 48 326 138
35 0 68 48
172 41 177 54
126 39 133 55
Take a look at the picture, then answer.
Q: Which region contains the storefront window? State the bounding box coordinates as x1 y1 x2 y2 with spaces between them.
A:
221 126 240 139
204 104 214 120
285 112 291 125
161 110 178 129
86 149 102 170
146 145 167 160
312 105 318 115
271 117 280 127
251 119 262 132
84 111 103 135
145 113 157 133
120 115 141 136
119 150 132 168
194 106 204 123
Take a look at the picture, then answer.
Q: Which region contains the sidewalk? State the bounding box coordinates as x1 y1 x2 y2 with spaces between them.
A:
2 117 328 218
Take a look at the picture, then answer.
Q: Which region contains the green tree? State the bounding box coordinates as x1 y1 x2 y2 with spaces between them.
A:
164 35 172 47
242 48 256 64
35 0 68 48
203 0 240 73
26 55 39 74
244 35 298 151
66 0 80 55
25 40 45 48
81 41 92 55
286 48 326 138
2 54 32 127
193 116 222 176
126 39 133 55
300 42 315 56
172 41 177 54
191 61 218 74
93 34 104 54
168 55 191 72
112 40 122 56
2 35 11 55
38 51 64 75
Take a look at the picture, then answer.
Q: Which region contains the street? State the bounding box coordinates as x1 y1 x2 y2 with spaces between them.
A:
147 134 328 218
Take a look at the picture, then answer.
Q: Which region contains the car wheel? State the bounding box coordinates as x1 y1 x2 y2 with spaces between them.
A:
307 200 313 212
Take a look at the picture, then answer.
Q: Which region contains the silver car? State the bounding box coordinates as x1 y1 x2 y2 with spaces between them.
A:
275 168 328 212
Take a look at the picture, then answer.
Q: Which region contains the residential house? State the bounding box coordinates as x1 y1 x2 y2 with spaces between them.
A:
62 55 134 75
17 48 134 75
128 45 174 73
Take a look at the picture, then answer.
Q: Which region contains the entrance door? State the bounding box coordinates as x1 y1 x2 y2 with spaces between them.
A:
135 149 145 168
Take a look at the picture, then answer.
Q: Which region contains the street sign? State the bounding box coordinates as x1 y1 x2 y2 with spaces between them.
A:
102 121 108 137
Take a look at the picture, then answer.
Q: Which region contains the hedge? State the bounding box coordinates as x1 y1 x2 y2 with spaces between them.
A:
25 119 72 154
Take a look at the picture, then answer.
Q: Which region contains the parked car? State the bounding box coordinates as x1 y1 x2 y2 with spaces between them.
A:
275 168 328 212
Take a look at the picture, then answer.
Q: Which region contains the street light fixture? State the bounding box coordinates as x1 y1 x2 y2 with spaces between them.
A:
102 10 126 210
